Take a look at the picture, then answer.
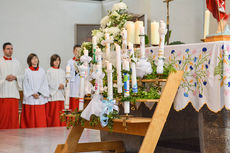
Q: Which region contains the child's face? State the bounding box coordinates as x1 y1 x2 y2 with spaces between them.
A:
73 47 78 57
53 58 60 68
31 56 38 66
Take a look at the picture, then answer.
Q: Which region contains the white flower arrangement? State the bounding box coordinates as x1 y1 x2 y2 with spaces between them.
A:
100 16 109 28
112 2 128 12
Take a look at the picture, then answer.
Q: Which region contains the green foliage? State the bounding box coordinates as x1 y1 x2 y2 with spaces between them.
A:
60 110 120 131
145 35 149 45
136 86 160 100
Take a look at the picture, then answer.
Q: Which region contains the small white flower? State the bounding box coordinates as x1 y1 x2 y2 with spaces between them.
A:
112 2 127 11
100 16 109 28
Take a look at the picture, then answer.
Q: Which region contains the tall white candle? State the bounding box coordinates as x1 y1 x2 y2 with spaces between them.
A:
135 21 144 44
79 65 87 111
157 20 167 74
96 47 103 92
64 65 71 110
121 28 128 55
151 21 160 45
123 60 130 114
140 26 145 58
95 64 101 95
116 44 122 93
105 33 111 59
129 43 138 94
203 10 210 39
126 21 135 44
107 62 113 100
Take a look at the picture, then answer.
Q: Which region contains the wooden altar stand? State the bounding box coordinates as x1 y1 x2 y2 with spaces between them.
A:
54 71 184 153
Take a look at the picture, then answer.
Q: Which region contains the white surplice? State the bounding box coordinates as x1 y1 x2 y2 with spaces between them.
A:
47 67 65 102
0 57 24 99
67 59 80 98
23 67 49 105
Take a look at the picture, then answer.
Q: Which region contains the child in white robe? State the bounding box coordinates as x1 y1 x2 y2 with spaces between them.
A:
21 53 49 128
46 54 65 127
66 45 81 111
0 42 24 129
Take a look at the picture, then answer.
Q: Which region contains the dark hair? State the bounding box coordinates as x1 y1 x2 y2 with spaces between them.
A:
27 53 39 67
73 44 78 51
3 42 12 50
50 54 61 68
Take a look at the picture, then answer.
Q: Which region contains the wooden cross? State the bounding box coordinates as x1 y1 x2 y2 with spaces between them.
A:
163 0 174 45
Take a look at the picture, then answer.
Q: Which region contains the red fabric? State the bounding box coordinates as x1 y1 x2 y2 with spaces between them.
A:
69 97 79 112
52 66 59 69
0 98 19 129
20 104 47 128
29 66 39 71
72 57 80 61
45 101 66 127
206 0 228 21
3 56 12 60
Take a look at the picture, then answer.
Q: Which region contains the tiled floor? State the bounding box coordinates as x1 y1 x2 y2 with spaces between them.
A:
0 127 200 153
0 127 102 153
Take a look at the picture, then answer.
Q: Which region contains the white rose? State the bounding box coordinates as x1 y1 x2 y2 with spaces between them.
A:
100 16 109 28
112 2 127 11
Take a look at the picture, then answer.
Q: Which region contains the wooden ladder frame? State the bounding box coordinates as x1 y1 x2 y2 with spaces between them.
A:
55 71 184 153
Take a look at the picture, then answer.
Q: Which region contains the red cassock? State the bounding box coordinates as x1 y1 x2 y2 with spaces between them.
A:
0 98 19 129
69 97 79 112
206 0 229 21
45 101 66 127
20 104 47 128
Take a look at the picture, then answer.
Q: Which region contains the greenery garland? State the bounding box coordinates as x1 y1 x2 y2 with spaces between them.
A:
60 110 120 132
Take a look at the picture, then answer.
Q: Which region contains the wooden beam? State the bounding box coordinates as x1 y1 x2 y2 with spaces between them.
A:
139 71 184 153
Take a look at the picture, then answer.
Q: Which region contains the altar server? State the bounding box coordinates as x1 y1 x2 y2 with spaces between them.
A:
66 45 81 111
0 42 23 129
21 53 49 128
46 54 65 127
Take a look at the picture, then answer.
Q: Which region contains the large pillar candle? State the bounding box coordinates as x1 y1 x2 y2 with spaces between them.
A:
151 21 160 45
126 21 135 44
135 21 144 44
